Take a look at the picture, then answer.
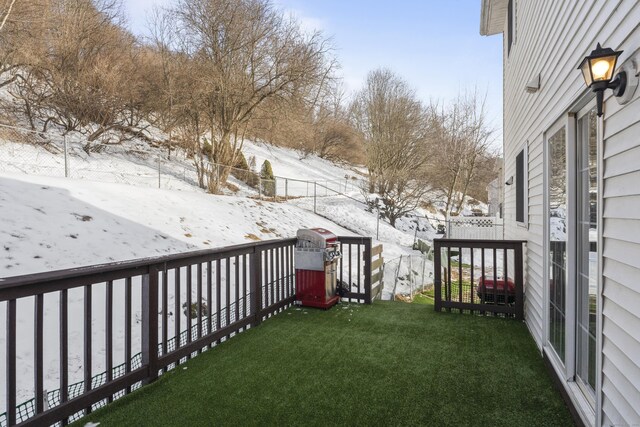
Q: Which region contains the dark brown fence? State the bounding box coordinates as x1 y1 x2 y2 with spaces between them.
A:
336 236 373 304
433 239 525 320
0 235 375 427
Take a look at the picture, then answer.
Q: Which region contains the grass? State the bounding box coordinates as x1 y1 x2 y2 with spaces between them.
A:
75 301 572 427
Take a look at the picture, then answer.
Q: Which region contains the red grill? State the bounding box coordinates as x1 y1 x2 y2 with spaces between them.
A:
295 228 341 309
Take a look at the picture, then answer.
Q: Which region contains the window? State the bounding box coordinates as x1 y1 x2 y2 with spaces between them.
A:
507 0 514 55
515 148 526 224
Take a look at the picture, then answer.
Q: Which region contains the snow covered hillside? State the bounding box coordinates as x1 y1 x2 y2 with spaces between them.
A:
0 173 361 277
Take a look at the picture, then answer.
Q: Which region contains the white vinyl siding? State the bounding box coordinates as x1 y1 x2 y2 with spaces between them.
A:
500 0 640 425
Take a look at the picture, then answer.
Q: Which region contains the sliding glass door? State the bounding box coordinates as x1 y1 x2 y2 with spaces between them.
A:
546 104 599 408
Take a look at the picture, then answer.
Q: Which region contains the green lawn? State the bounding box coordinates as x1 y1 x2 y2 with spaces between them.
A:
75 301 572 427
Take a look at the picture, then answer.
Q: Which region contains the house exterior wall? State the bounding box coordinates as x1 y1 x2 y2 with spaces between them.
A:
494 1 640 426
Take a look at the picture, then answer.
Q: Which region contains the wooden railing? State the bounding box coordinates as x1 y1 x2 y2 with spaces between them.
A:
336 236 374 304
0 236 375 427
433 239 525 320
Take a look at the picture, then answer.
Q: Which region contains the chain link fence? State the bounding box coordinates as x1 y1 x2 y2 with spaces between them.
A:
0 123 364 202
380 253 434 301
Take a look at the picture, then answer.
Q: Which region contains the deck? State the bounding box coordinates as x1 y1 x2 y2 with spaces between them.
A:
73 300 572 426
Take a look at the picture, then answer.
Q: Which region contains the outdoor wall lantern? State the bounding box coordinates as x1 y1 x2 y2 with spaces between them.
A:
578 43 624 116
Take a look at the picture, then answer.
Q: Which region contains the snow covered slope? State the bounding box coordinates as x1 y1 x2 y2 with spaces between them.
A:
0 173 359 277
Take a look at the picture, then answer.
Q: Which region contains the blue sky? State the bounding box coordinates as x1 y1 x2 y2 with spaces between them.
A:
123 0 503 147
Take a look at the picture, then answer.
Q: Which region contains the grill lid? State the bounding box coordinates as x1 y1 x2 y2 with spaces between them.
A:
296 228 337 248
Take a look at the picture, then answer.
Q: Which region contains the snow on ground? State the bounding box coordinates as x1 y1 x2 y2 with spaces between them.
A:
0 173 359 276
241 140 361 183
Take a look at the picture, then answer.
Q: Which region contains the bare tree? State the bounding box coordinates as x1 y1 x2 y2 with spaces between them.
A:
351 68 433 227
428 88 497 215
164 0 334 192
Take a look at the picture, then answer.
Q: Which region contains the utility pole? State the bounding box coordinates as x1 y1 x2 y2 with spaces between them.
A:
63 135 69 178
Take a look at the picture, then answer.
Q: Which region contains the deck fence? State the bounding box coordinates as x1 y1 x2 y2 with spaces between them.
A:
433 239 525 320
1 236 374 426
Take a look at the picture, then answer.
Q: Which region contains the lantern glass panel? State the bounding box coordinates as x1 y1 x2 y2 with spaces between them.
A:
590 55 617 82
580 60 593 87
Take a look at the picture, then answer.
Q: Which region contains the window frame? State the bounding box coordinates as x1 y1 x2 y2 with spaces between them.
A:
515 142 528 227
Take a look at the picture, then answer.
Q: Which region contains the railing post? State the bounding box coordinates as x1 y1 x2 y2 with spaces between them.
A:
363 237 372 304
142 265 160 383
433 239 442 312
6 299 16 426
250 249 263 326
515 242 525 321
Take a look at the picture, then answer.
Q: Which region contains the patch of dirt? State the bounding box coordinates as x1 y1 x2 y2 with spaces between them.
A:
245 233 261 241
72 213 93 222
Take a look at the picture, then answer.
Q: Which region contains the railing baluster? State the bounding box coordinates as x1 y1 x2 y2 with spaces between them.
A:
226 257 231 329
339 242 343 296
216 259 221 344
243 255 248 319
261 251 266 310
83 285 92 414
197 263 203 348
6 299 16 426
493 248 498 316
174 268 181 355
35 293 44 414
60 289 69 421
446 247 452 312
207 261 213 338
470 249 475 314
290 244 294 297
105 280 113 402
186 265 192 353
235 256 240 323
348 244 352 302
275 247 280 305
288 245 292 301
125 277 132 392
458 246 463 310
481 248 486 315
162 269 168 361
357 244 362 302
269 249 274 309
